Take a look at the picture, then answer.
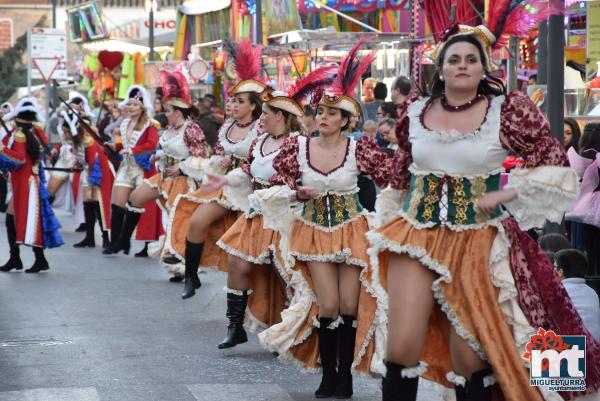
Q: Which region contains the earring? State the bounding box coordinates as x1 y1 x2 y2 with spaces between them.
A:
439 76 444 81
482 74 487 80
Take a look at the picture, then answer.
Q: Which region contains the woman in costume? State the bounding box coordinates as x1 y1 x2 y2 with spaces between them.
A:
169 38 265 300
110 70 211 281
198 67 335 349
0 97 63 273
257 42 391 399
365 3 600 401
59 112 114 250
103 85 163 256
47 95 94 233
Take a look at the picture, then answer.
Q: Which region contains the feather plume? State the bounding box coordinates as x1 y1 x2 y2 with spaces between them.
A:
233 38 264 82
159 70 190 105
330 38 376 97
488 0 562 49
286 65 337 103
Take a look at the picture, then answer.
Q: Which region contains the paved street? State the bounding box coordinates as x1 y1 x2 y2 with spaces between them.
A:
0 212 447 401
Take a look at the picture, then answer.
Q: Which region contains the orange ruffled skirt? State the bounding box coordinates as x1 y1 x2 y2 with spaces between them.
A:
365 215 544 401
259 215 379 374
169 187 238 272
218 213 290 330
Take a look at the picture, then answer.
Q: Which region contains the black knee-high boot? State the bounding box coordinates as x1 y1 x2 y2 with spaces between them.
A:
315 317 339 398
182 240 203 299
382 361 419 401
335 315 356 399
111 203 142 255
94 202 110 249
0 214 22 272
74 202 97 248
103 204 125 255
25 247 49 273
218 290 249 349
0 175 7 212
454 368 494 401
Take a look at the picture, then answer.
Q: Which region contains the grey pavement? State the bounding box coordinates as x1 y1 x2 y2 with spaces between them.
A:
0 212 446 401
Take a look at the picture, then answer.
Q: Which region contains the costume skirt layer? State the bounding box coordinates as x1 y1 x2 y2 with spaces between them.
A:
168 188 238 273
218 214 290 331
145 174 192 211
366 216 553 401
258 215 379 374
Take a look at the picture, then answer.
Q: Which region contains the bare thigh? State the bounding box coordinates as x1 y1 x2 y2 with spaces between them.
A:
46 176 66 196
386 252 436 366
129 183 160 208
449 327 487 378
7 199 13 214
186 202 230 243
112 186 132 207
307 262 339 318
338 263 361 316
226 255 254 290
82 185 98 202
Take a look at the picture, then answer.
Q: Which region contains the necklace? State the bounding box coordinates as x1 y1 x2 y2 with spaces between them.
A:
269 132 287 140
441 94 485 112
235 119 253 128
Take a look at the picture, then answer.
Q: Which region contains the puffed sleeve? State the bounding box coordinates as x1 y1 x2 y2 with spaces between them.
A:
270 135 301 189
499 91 578 229
131 125 159 171
179 122 214 180
183 122 210 158
0 131 26 171
355 136 391 187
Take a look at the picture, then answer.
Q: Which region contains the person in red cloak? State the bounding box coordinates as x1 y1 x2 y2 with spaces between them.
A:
0 97 63 273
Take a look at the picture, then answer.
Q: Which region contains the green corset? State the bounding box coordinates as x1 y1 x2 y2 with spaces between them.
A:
402 173 502 226
301 192 363 228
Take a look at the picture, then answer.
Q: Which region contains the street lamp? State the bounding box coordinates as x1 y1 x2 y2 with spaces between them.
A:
145 0 159 61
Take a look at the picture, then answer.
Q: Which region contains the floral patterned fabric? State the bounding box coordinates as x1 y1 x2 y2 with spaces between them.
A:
503 218 600 399
355 136 392 187
271 135 301 189
183 121 210 158
498 92 568 168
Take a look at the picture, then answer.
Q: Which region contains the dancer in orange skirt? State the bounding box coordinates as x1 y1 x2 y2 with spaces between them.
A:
199 66 336 349
364 5 600 401
103 85 163 256
170 38 266 300
109 70 211 282
257 42 391 399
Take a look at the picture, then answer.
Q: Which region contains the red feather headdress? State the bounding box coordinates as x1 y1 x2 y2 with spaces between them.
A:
433 0 562 70
263 65 337 117
225 38 267 95
159 70 191 109
320 38 376 117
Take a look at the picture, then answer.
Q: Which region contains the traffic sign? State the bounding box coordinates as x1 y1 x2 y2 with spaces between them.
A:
29 27 67 81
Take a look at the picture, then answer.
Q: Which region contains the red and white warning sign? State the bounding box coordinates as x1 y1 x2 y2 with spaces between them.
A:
29 27 67 82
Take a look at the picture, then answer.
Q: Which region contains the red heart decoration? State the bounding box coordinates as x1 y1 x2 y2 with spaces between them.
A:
98 50 124 70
